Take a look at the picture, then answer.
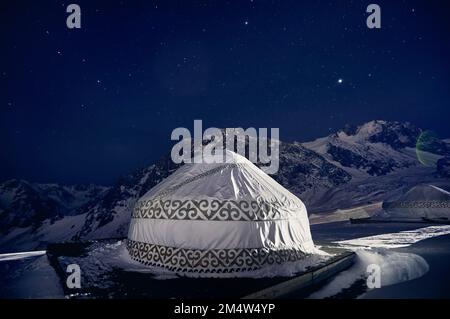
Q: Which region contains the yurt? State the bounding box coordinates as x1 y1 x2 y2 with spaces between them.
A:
382 184 450 219
126 150 316 276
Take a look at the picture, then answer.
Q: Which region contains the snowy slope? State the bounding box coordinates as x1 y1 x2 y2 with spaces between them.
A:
0 180 107 232
303 121 420 176
72 156 182 240
300 120 450 212
0 179 107 252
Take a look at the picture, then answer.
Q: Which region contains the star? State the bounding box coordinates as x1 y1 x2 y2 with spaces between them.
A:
244 20 249 25
337 78 343 84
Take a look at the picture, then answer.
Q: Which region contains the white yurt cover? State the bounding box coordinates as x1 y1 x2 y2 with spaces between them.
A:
126 150 315 275
382 184 450 219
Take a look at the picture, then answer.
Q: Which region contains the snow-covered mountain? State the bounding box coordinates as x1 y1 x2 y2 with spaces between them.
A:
303 120 416 175
301 120 450 212
273 141 351 196
303 120 449 176
72 156 181 240
0 180 107 232
1 120 449 252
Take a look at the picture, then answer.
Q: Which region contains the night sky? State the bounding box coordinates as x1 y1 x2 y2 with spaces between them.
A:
1 0 449 185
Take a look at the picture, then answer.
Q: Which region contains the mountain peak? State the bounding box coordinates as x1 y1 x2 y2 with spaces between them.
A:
336 120 420 149
303 120 424 176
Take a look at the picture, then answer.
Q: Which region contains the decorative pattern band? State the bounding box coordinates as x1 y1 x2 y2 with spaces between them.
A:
132 198 301 221
126 239 307 273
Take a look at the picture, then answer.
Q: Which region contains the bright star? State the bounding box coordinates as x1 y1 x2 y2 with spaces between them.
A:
337 78 343 84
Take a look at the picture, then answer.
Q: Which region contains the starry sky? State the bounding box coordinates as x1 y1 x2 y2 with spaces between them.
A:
1 0 450 185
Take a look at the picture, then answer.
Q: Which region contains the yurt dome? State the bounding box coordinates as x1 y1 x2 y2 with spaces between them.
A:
126 150 316 276
382 184 450 219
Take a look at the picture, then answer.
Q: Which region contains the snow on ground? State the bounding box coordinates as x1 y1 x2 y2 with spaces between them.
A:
360 234 450 298
337 225 450 249
82 205 132 240
0 250 46 262
308 224 450 299
0 254 64 298
2 220 450 298
0 213 86 253
57 240 331 281
308 250 429 299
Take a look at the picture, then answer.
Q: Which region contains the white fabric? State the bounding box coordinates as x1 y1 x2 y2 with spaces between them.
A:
127 150 316 275
147 151 302 207
128 218 314 250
